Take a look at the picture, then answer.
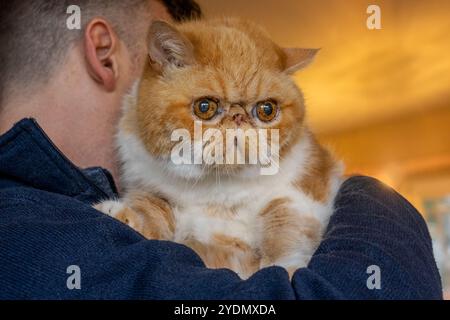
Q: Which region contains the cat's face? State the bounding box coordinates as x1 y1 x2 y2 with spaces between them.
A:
131 19 318 179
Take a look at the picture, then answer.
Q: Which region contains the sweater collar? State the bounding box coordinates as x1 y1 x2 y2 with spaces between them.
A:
0 118 118 203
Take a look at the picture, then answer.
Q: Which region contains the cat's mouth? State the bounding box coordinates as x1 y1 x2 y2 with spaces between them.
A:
165 153 279 180
165 123 281 178
165 161 264 181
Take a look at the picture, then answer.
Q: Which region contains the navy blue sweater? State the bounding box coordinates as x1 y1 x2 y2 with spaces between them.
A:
0 119 442 299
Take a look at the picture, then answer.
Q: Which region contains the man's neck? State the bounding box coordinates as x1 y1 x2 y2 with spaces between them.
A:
0 86 122 187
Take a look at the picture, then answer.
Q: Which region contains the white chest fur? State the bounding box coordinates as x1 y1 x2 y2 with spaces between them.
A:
117 128 342 249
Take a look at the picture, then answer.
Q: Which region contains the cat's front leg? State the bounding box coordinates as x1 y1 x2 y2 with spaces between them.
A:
94 193 175 240
258 198 323 278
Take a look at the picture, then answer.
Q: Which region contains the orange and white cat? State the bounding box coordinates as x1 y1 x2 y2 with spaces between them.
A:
95 18 343 279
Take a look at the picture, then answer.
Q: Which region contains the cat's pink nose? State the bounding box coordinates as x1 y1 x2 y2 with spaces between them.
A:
233 113 245 126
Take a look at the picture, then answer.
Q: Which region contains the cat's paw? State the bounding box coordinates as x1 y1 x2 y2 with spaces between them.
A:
94 200 126 218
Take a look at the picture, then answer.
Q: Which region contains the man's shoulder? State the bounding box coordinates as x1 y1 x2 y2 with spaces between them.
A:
0 185 148 299
1 185 59 201
0 184 145 246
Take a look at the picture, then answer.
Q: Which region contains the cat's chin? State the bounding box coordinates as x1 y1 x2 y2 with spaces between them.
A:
165 161 264 181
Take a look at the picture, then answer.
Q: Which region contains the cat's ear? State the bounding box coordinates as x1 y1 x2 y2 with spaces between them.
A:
148 21 194 72
282 48 320 74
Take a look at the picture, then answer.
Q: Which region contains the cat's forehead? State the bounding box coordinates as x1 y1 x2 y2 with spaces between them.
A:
173 21 285 102
180 20 283 72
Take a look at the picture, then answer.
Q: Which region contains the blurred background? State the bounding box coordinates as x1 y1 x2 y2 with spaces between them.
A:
197 0 450 298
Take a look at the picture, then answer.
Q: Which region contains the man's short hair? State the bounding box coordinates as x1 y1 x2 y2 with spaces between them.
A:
160 0 203 22
0 0 202 104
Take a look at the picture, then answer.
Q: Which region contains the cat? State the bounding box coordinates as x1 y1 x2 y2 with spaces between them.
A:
95 18 344 280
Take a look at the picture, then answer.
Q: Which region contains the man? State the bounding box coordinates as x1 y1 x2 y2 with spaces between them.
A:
0 0 442 299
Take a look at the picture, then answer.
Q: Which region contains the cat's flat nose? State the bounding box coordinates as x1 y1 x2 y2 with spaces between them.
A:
229 104 247 126
233 114 245 126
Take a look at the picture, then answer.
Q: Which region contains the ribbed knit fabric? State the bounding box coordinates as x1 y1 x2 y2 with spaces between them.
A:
0 119 442 299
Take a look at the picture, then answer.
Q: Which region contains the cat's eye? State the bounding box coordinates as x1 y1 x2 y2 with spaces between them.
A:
253 100 279 122
193 98 219 120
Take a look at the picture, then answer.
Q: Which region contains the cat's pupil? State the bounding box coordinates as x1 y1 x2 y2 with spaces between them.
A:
199 101 210 113
263 103 273 116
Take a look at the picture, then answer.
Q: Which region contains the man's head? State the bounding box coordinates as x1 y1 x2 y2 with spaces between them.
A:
160 0 202 22
0 1 147 105
0 0 202 183
0 0 202 105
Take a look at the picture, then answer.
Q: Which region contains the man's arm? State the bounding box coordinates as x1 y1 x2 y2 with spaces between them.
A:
0 176 442 299
293 176 442 299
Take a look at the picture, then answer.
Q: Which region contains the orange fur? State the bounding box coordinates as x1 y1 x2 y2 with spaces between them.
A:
259 198 321 266
184 236 260 279
294 134 337 203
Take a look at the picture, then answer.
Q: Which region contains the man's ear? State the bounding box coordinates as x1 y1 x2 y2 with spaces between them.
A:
84 19 119 91
282 48 320 74
148 20 194 72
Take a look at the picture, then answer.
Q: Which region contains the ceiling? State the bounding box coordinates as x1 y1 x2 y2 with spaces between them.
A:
197 0 450 134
